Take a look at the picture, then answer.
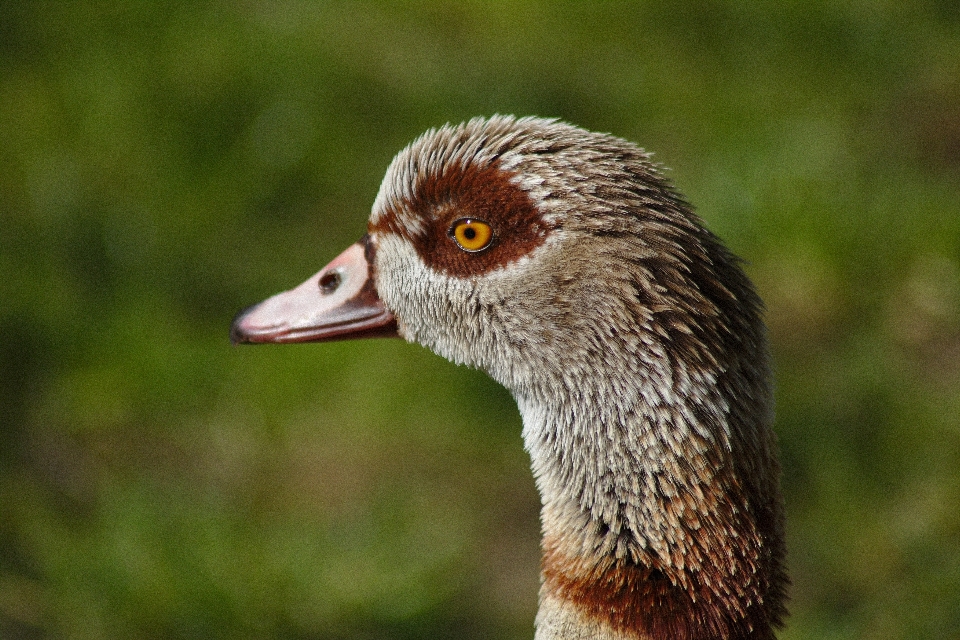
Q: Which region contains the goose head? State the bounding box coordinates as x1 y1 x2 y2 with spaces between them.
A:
232 116 787 640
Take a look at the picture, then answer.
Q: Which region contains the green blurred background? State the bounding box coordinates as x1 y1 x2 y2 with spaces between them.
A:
2 1 959 638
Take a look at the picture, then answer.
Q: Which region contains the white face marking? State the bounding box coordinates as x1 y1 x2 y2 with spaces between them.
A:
372 230 553 384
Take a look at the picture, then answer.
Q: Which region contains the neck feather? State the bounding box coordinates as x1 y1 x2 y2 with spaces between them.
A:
517 357 786 640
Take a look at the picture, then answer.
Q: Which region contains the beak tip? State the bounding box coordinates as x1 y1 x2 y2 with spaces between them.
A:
230 303 259 346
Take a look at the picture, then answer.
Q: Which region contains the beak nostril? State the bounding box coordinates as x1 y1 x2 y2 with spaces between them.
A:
318 270 342 294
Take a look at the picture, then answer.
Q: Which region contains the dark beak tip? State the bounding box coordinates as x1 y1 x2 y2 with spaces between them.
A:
230 303 260 346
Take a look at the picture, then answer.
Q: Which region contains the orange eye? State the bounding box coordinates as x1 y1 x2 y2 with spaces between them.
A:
450 218 493 252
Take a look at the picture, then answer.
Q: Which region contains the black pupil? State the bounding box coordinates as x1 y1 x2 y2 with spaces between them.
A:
463 226 477 240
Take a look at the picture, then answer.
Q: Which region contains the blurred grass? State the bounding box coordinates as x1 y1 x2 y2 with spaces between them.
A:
2 1 959 638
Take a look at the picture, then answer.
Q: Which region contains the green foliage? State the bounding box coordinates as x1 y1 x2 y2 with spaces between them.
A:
2 1 959 638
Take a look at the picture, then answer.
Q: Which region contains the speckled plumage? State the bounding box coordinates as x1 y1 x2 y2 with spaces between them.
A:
234 115 788 639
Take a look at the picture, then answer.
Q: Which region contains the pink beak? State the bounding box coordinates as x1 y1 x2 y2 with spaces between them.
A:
230 236 398 345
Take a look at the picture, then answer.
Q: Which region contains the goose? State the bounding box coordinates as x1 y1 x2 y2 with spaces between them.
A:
231 116 788 640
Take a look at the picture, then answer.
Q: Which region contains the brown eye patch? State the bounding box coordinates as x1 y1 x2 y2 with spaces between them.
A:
371 161 554 278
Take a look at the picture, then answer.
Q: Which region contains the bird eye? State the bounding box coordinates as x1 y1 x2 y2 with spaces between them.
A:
449 219 493 252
